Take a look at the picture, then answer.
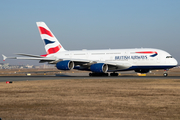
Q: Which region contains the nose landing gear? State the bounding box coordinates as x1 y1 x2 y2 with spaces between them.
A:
163 69 169 77
163 73 168 77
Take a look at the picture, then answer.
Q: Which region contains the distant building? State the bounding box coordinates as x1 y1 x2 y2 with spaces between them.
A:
0 63 55 69
0 63 9 69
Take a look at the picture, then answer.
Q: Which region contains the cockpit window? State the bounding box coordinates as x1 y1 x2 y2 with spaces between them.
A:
166 56 173 58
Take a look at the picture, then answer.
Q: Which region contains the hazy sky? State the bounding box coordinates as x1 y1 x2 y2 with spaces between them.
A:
0 0 180 65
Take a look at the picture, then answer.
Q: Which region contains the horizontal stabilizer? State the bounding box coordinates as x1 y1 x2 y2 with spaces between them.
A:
2 54 58 62
2 54 7 61
16 53 44 58
15 57 56 61
2 54 16 61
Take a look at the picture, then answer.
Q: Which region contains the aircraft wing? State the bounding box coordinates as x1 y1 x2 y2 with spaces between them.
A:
2 54 93 65
62 59 132 71
2 54 132 70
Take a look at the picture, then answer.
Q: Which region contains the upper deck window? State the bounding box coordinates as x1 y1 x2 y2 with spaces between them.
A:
166 56 173 58
91 53 105 55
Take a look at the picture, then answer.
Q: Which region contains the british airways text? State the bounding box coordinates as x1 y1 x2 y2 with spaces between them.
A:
115 55 147 60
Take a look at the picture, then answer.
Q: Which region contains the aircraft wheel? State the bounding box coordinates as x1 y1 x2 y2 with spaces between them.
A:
89 73 92 76
110 73 118 76
105 73 109 76
89 73 108 76
163 73 168 77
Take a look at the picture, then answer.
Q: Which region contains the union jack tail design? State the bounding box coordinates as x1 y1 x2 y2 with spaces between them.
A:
36 22 65 56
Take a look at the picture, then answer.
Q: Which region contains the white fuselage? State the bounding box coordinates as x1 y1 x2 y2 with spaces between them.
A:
47 48 178 71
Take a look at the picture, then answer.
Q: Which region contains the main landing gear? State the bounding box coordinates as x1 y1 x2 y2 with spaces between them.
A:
110 72 118 76
163 69 169 77
89 73 108 76
89 72 119 76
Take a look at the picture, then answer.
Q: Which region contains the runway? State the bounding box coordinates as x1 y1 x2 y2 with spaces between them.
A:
1 75 180 82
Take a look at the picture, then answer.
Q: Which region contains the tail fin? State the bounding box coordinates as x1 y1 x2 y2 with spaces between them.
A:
36 22 66 55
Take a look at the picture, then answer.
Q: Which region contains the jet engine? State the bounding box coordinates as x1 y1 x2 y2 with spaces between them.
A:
90 63 108 73
56 60 74 70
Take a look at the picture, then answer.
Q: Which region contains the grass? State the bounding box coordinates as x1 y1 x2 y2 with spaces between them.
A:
1 78 180 120
0 67 180 76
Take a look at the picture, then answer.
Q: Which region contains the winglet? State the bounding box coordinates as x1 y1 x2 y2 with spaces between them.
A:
2 54 7 61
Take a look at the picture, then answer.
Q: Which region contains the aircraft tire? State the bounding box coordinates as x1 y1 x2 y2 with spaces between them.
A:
110 73 118 76
89 73 92 76
89 73 108 76
163 73 168 77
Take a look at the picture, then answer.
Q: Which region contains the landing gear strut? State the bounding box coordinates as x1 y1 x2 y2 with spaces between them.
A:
89 73 108 76
163 69 169 77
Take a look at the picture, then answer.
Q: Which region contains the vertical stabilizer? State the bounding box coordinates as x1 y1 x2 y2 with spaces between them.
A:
36 22 66 56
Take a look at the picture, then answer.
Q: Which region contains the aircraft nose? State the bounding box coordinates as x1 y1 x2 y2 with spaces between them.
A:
173 58 178 66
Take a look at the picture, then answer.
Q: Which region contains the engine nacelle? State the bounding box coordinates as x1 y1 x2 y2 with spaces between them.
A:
90 63 108 73
135 69 149 73
56 60 74 70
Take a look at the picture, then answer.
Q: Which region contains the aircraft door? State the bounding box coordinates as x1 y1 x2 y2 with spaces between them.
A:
86 52 89 59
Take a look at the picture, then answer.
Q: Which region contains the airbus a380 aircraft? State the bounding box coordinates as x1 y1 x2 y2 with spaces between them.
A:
2 22 178 77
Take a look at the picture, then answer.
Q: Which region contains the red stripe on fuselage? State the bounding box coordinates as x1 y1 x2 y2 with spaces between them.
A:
39 27 53 37
136 51 157 54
